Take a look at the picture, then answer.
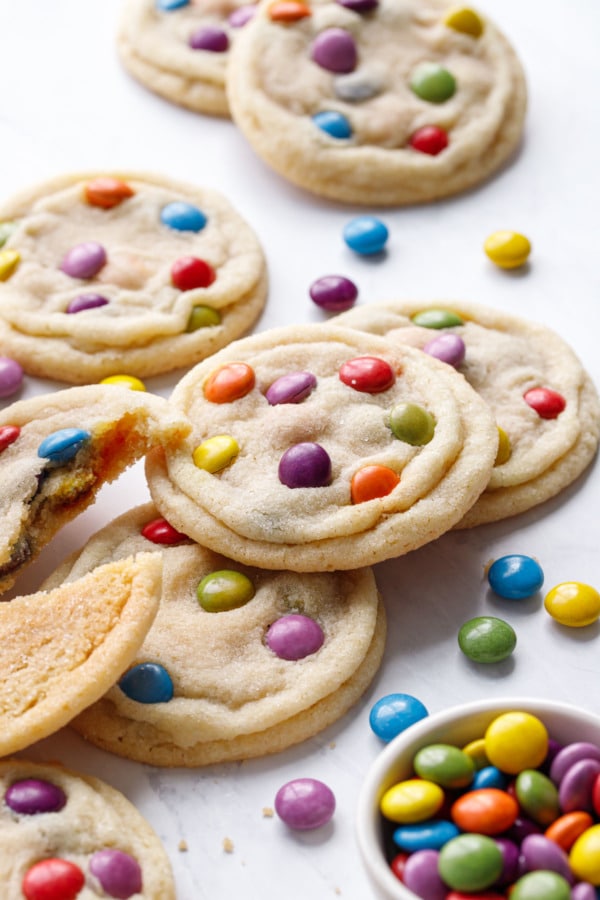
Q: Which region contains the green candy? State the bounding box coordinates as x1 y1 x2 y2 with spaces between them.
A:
186 305 221 332
438 833 503 892
413 743 475 788
510 871 571 900
515 769 560 826
0 221 16 249
196 569 255 612
410 62 457 103
458 616 517 663
410 308 464 329
389 402 435 445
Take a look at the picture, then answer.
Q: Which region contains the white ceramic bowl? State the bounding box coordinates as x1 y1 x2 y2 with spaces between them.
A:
356 696 600 900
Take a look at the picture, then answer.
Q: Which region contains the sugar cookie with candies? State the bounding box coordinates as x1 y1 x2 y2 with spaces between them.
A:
0 758 175 897
226 0 527 205
0 171 267 382
335 299 600 526
145 323 498 571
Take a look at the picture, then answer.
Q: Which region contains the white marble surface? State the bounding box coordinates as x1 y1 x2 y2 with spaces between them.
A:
1 1 600 897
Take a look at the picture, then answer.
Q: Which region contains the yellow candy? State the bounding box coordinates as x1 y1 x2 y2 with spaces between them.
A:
570 824 600 885
193 434 239 474
0 248 20 280
484 231 531 269
484 712 548 774
100 374 146 392
443 6 484 37
495 427 512 466
380 778 444 824
462 737 490 770
544 581 600 627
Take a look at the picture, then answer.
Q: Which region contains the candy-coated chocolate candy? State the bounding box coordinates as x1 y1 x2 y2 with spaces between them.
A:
350 464 400 503
495 426 512 465
411 308 464 329
402 848 446 900
278 442 332 488
0 424 20 453
268 0 311 22
171 255 216 290
462 738 489 770
336 0 378 11
413 743 475 789
204 362 255 403
22 858 85 900
157 0 189 9
423 333 465 367
410 62 456 102
544 582 600 627
390 852 408 881
5 779 66 815
274 778 335 830
193 434 239 473
443 6 484 37
446 894 505 900
484 711 549 774
100 374 146 391
0 356 23 398
89 849 142 898
160 201 207 232
451 788 518 835
66 292 110 313
309 274 358 312
457 616 516 664
472 766 507 791
196 569 255 612
0 220 16 248
523 386 566 419
228 4 256 26
60 241 106 279
389 402 435 445
380 779 444 824
84 177 134 209
570 824 600 884
487 554 544 600
369 692 428 742
550 742 600 784
510 870 571 900
545 810 594 851
37 427 91 464
343 215 389 255
393 820 459 853
438 833 503 892
559 758 600 813
185 305 221 331
189 25 229 51
266 614 324 660
594 771 600 816
0 248 20 280
312 110 353 138
119 662 174 703
142 517 188 544
484 230 531 269
515 769 559 825
265 371 317 405
339 356 395 393
495 836 520 885
311 27 357 73
520 834 573 882
507 814 544 843
409 125 449 155
570 883 598 900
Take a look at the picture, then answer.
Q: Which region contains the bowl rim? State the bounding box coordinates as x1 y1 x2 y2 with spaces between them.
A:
355 695 600 900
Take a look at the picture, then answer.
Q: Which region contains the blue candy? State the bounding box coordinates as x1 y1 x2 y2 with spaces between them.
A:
312 111 353 139
156 0 189 10
119 663 174 704
487 554 544 600
37 428 91 464
393 819 459 852
369 692 428 742
472 765 508 791
160 201 207 233
343 216 389 255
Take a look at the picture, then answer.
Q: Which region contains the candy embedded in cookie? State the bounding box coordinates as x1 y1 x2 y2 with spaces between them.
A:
0 384 190 595
0 171 267 382
145 323 498 571
335 299 600 526
0 758 175 898
42 503 386 766
226 0 527 205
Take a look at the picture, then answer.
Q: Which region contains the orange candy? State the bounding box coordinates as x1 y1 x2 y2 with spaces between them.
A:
351 465 400 504
268 1 311 21
84 177 135 208
545 811 594 851
451 788 518 835
203 363 255 403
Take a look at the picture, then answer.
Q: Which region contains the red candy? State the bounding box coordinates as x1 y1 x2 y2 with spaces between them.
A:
171 256 216 291
451 788 519 835
204 362 255 403
339 356 396 393
0 424 20 453
22 858 85 900
593 772 600 816
446 893 506 899
523 387 566 419
141 517 188 545
390 851 409 882
409 125 449 155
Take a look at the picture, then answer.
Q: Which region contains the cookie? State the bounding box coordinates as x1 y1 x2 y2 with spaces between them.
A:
335 299 600 526
42 503 385 766
0 171 267 382
226 0 527 205
0 553 161 759
118 0 257 116
145 323 498 570
0 758 175 897
0 383 190 594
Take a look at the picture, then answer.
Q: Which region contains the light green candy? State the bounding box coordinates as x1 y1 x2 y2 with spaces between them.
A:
510 871 571 900
413 743 475 789
0 221 16 248
515 769 560 826
410 63 457 103
196 569 255 612
411 308 464 329
389 402 435 445
438 833 503 892
186 305 221 332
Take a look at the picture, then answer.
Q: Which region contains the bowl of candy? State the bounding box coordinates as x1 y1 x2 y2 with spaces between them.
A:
356 697 600 900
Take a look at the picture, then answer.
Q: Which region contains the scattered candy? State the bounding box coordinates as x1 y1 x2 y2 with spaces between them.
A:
266 614 324 660
487 554 544 600
278 442 332 488
484 230 531 269
0 356 23 398
66 293 110 314
544 582 600 627
309 274 358 312
311 28 357 73
196 569 255 612
457 616 517 664
343 215 389 255
89 849 142 899
274 778 335 830
60 241 107 279
37 428 91 464
119 662 174 703
265 371 317 405
100 374 146 391
369 692 429 742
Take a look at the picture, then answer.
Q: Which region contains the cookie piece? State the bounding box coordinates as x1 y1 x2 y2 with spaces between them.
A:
335 299 600 526
145 323 498 570
227 0 527 205
0 553 161 758
0 758 175 897
118 0 257 116
0 171 267 382
42 503 385 766
0 384 190 594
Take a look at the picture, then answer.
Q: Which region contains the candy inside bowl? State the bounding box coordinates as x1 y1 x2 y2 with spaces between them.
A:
356 697 600 900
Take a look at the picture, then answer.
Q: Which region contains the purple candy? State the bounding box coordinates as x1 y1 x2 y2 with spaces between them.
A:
311 28 357 73
558 757 600 813
89 849 142 899
274 778 335 830
278 442 331 488
228 4 255 27
423 333 466 368
571 883 598 900
519 834 573 884
5 778 66 815
266 371 317 405
0 356 24 398
336 0 379 10
506 815 543 843
60 241 106 279
309 274 358 312
402 849 446 900
189 26 229 51
66 293 110 314
550 741 600 784
495 837 520 885
266 614 324 660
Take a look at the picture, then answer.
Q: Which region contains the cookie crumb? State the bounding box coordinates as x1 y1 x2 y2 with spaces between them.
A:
178 839 188 852
223 837 234 853
329 741 336 750
262 807 274 818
